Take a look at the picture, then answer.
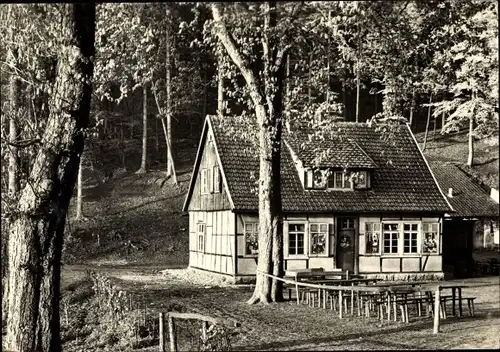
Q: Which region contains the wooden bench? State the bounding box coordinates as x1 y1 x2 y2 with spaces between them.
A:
441 296 477 316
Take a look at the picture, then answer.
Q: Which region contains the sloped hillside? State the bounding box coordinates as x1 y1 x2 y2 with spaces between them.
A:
63 143 197 267
415 129 499 190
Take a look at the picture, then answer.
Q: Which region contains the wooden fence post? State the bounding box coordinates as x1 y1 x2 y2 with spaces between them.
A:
433 288 441 334
159 312 165 352
168 314 177 352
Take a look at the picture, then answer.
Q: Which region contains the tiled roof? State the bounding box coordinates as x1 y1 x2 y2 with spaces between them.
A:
429 161 499 218
209 115 452 213
287 135 377 169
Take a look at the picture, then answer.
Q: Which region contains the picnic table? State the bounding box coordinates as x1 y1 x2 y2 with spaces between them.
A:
258 270 472 334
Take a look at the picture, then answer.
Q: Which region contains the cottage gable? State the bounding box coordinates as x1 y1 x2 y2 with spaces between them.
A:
183 119 233 212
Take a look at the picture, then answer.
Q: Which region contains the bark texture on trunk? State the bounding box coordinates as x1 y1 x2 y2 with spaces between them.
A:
137 83 148 173
3 60 21 326
5 4 95 351
8 72 20 198
422 93 433 151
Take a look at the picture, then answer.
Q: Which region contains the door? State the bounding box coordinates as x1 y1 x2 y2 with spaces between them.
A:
336 217 356 272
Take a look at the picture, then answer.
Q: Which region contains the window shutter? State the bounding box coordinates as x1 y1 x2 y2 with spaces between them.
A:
305 169 313 189
329 223 335 255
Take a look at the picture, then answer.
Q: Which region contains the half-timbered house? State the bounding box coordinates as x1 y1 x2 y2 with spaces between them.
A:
182 115 454 283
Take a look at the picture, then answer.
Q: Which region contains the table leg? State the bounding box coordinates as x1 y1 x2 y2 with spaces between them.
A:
295 284 299 305
387 292 391 321
458 288 463 317
357 291 361 317
351 288 354 315
452 287 456 316
339 290 343 319
393 294 397 322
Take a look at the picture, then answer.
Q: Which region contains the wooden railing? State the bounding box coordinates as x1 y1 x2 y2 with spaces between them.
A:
159 311 240 352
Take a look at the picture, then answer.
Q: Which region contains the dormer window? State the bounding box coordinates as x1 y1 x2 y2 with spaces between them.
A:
305 168 371 190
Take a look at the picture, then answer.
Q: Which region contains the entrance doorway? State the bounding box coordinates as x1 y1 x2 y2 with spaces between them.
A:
336 217 357 272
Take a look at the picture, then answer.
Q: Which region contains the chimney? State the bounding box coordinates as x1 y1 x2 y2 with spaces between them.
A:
447 188 453 198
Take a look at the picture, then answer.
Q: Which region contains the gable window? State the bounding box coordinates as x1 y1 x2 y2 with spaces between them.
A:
403 224 419 253
365 222 381 254
310 223 328 256
383 223 399 254
288 223 305 256
422 223 439 253
201 169 209 194
197 223 205 252
244 222 259 256
213 166 221 193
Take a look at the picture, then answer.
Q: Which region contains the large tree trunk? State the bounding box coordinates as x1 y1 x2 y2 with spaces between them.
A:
467 116 474 166
137 84 148 173
3 66 21 325
422 93 433 151
5 4 95 351
211 2 287 304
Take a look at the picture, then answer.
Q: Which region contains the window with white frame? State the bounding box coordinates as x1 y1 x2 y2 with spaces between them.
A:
288 223 306 256
213 166 221 193
200 169 209 194
403 224 419 253
310 223 328 256
329 171 352 189
365 222 381 254
422 223 439 253
383 223 399 254
244 222 259 255
197 223 205 252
